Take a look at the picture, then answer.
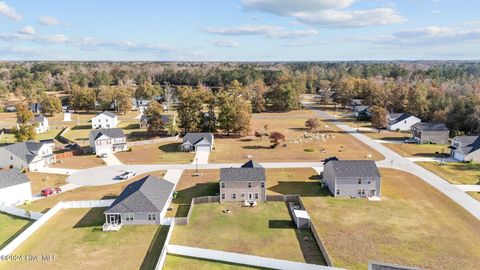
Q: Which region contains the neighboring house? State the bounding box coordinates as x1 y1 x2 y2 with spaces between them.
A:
411 122 449 144
219 160 266 203
103 175 175 230
450 135 480 162
5 106 17 112
89 128 127 155
139 114 175 129
350 99 363 107
0 168 32 206
29 103 42 113
31 115 49 134
323 159 381 198
91 111 118 129
133 98 152 114
354 105 371 118
0 141 55 171
387 113 421 131
180 133 214 152
368 261 423 270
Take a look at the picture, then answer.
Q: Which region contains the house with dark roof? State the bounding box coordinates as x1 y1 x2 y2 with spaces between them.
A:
0 168 32 205
91 111 118 129
450 135 480 162
30 114 49 134
180 132 214 152
387 113 420 131
219 160 266 203
139 114 175 129
354 105 371 117
103 175 175 230
0 141 55 171
412 122 449 144
89 128 127 155
323 159 381 198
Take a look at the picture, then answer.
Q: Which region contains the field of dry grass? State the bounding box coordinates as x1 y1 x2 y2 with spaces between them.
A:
115 141 195 164
26 172 68 194
384 143 450 157
52 154 105 169
417 162 480 185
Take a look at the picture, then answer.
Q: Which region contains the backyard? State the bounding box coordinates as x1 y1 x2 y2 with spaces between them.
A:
0 212 32 249
170 202 326 265
26 172 68 194
163 255 265 270
417 162 480 185
115 141 195 164
0 208 169 270
266 168 324 196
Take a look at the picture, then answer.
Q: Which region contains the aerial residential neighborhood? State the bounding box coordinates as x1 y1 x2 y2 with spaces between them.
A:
1 1 480 270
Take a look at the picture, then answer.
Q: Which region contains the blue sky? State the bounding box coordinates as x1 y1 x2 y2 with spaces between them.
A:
0 0 479 61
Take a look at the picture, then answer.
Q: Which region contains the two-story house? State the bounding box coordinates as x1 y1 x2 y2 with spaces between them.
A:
219 160 266 203
31 115 49 134
89 128 128 155
0 141 55 171
450 135 480 162
411 122 449 144
91 111 118 129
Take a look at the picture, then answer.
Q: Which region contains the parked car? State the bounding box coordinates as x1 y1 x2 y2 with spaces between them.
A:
404 138 418 144
100 153 108 158
118 171 136 180
41 187 62 196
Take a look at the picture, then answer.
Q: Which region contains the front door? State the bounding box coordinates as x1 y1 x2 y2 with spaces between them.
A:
369 189 376 197
248 193 253 201
109 215 117 224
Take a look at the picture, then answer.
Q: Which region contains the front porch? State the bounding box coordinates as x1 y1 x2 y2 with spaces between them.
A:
103 213 122 231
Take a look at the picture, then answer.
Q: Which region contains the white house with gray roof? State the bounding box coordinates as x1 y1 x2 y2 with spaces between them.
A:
220 160 266 203
103 175 175 231
91 111 118 129
0 168 32 205
31 115 49 134
89 128 127 155
323 159 381 198
0 141 55 171
387 113 420 131
450 135 480 162
180 132 214 152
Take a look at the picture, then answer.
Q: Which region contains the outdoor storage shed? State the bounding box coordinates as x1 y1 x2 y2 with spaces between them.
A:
293 209 311 229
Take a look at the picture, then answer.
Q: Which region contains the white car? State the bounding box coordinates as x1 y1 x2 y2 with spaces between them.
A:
100 153 108 158
118 171 136 180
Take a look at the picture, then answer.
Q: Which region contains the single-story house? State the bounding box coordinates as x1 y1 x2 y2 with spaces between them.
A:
0 168 32 206
387 113 421 131
31 115 49 134
91 111 118 129
450 135 480 162
354 106 371 118
103 175 175 230
139 114 175 129
323 159 381 198
89 128 128 155
0 141 55 171
219 160 266 203
180 132 214 152
411 122 449 144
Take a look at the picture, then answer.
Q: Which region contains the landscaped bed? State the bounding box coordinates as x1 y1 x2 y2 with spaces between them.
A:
26 172 68 194
417 161 480 185
163 254 264 270
115 141 195 164
0 212 32 249
170 202 326 265
0 208 169 270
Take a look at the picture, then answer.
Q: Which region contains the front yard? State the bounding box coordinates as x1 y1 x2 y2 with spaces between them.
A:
0 208 169 270
0 212 32 249
170 202 326 265
52 154 105 170
417 162 480 185
26 172 68 194
384 143 449 157
115 141 195 164
163 255 263 270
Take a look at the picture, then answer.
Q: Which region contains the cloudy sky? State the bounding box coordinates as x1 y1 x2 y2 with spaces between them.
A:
0 0 479 61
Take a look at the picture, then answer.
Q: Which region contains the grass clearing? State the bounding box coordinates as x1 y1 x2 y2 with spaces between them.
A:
26 172 68 194
170 202 326 265
115 141 195 164
384 143 449 157
0 212 32 249
417 162 480 185
163 255 265 270
0 208 168 270
266 168 324 196
52 154 105 169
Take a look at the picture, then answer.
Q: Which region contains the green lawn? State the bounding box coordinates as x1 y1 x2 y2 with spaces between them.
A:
417 162 480 185
170 202 326 265
384 143 449 157
115 141 195 164
0 208 169 270
0 212 32 249
163 255 266 270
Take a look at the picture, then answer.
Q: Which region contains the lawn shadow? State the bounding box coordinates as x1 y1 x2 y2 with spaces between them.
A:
73 207 106 228
101 194 118 200
71 125 91 130
268 181 331 197
294 228 327 265
289 127 309 132
159 142 182 153
175 204 191 217
268 220 293 229
123 123 140 130
0 217 34 250
140 226 170 270
173 183 218 204
243 145 271 150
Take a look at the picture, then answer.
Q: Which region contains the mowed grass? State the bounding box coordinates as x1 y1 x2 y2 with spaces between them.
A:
52 155 105 170
0 208 169 270
0 212 32 249
417 162 480 185
163 255 265 270
384 143 449 157
170 202 326 265
300 168 480 270
19 171 165 213
266 168 325 196
26 172 68 194
209 111 383 163
115 141 195 164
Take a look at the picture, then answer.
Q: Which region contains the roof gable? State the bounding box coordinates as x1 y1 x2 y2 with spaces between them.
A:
89 128 125 141
329 160 381 178
0 168 30 189
220 167 266 182
2 141 46 164
453 135 480 155
241 160 263 168
183 133 213 146
94 111 117 119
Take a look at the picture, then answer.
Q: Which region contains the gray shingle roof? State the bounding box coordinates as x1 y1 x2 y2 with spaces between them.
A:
328 160 381 178
412 122 449 132
0 168 30 189
2 141 46 164
34 114 46 122
105 175 175 214
182 133 213 146
97 111 117 118
89 128 125 141
388 113 416 125
220 161 266 182
354 105 369 113
452 135 480 155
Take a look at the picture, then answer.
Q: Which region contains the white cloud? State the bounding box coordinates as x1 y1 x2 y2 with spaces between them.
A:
38 15 68 26
0 1 22 21
0 32 69 44
212 39 240 48
242 0 354 15
205 24 318 39
18 26 36 35
280 40 324 47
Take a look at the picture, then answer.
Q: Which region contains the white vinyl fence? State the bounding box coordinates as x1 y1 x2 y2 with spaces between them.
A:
0 204 43 220
167 245 344 270
154 223 175 270
0 200 114 257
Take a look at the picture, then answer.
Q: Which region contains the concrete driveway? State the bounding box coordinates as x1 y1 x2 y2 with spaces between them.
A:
102 154 123 166
193 151 210 164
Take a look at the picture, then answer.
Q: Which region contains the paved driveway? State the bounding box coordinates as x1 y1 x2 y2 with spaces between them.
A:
193 151 210 164
102 154 123 166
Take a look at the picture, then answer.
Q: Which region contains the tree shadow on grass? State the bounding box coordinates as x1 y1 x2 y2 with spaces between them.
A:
140 225 170 270
71 125 91 130
159 142 182 153
73 207 106 228
268 181 331 197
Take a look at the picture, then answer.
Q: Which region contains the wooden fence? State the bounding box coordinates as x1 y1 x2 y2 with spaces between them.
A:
193 195 220 204
173 195 220 225
266 194 301 202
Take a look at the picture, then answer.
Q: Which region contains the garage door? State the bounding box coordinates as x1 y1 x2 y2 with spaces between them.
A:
196 145 211 152
453 151 464 161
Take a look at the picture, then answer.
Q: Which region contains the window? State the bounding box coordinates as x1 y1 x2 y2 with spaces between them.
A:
336 189 340 195
261 182 265 188
147 214 156 221
125 213 134 221
248 182 252 188
221 182 225 188
221 193 225 200
368 180 371 184
358 179 362 184
254 193 259 199
232 193 237 199
358 189 366 195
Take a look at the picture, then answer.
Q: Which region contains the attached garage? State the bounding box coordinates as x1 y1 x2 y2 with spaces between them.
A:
196 145 211 152
453 151 465 162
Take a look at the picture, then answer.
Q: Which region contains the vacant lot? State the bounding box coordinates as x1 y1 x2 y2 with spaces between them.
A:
52 155 105 169
115 141 194 164
0 208 168 270
26 172 68 194
171 202 326 265
163 255 264 270
0 212 32 249
417 162 480 185
210 111 383 163
266 168 323 196
299 168 480 270
20 171 165 213
384 143 449 157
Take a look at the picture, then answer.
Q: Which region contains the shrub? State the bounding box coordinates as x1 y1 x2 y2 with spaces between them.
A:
303 148 315 152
